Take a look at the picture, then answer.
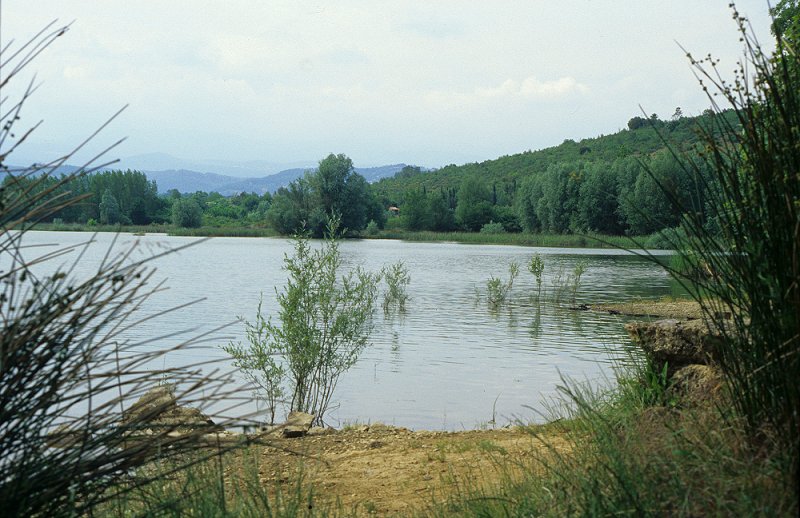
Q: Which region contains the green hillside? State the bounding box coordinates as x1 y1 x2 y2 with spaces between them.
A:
371 110 734 237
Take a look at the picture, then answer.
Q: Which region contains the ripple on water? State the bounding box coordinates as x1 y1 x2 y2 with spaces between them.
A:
12 232 674 430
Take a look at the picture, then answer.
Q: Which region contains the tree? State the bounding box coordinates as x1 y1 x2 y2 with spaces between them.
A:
314 154 353 216
89 170 163 224
98 189 123 224
396 165 423 179
401 189 431 231
267 154 380 237
772 0 800 48
536 163 580 233
619 151 692 234
575 162 624 234
516 175 544 232
223 219 378 424
267 178 313 235
171 197 203 228
455 175 493 231
491 205 521 232
340 172 371 232
428 192 456 231
310 153 373 234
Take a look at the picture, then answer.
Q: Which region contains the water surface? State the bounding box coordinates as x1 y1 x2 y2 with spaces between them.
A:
14 231 675 430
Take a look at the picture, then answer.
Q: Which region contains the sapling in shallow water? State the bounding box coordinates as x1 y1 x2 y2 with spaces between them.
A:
224 218 379 426
487 261 519 308
570 259 589 305
549 259 588 305
528 254 545 299
381 261 411 313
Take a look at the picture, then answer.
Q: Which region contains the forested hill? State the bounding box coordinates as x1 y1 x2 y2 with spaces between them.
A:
373 110 729 204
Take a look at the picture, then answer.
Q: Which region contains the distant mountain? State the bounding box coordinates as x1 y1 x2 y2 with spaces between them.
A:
3 158 416 196
140 169 239 194
355 164 411 183
116 153 316 178
141 163 411 195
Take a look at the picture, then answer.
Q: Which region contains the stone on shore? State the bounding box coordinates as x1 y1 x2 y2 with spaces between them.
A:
122 385 220 434
624 319 722 373
282 411 315 438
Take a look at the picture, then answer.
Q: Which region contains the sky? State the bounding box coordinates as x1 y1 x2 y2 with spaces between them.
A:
2 1 776 173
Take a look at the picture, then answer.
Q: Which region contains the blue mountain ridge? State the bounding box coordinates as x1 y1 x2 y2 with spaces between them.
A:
3 163 416 195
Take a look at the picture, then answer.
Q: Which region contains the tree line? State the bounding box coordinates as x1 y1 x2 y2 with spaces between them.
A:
1 169 274 229
3 112 727 238
2 154 386 234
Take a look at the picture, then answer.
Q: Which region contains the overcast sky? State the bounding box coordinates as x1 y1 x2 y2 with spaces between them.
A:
3 1 775 171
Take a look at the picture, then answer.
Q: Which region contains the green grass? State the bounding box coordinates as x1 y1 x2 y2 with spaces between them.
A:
33 222 661 249
167 226 280 238
34 222 169 234
33 222 280 238
424 369 795 517
98 448 329 517
365 229 656 249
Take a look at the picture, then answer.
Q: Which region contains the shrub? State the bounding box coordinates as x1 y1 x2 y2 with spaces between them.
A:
570 258 588 304
365 219 380 236
224 219 379 425
486 261 519 308
479 220 506 234
645 4 800 499
527 254 545 298
381 261 411 312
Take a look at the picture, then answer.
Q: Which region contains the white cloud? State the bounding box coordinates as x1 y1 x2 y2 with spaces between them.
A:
477 76 589 99
62 65 90 81
425 76 589 109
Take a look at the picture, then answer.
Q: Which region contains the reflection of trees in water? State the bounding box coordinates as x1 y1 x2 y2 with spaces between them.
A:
529 303 543 340
391 330 401 354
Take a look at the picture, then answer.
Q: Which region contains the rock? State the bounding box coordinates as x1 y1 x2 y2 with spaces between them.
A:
625 319 722 373
122 385 177 424
122 385 220 435
281 411 315 438
668 364 722 405
156 406 220 433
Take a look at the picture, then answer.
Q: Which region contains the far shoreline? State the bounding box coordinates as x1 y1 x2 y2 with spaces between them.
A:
30 223 666 250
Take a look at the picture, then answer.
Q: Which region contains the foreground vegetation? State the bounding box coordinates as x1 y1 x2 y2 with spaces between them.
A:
95 373 788 517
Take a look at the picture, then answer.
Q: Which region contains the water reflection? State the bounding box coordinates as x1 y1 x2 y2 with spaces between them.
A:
528 303 543 340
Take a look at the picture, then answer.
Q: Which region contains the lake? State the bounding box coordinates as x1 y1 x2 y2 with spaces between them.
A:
13 231 676 430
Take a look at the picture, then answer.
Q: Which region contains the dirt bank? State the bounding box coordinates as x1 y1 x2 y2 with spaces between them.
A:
593 299 702 320
238 424 565 515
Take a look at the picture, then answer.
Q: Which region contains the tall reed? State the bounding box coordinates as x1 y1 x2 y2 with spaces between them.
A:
641 4 800 498
0 20 254 517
